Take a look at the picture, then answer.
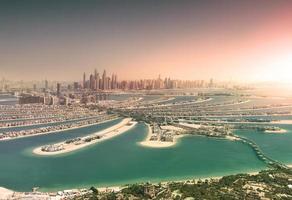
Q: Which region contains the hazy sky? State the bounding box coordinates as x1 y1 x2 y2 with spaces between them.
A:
1 0 292 82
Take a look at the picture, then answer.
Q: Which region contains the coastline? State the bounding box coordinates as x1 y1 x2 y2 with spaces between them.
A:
91 169 262 194
139 124 240 148
0 117 120 141
33 118 136 156
0 187 14 199
139 124 184 148
0 170 262 195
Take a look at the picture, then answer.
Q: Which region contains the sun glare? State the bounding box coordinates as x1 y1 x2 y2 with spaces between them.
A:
259 53 292 83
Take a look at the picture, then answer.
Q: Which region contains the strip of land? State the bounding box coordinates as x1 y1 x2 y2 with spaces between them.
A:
139 124 184 148
33 118 137 155
271 120 292 124
265 129 287 133
0 116 119 141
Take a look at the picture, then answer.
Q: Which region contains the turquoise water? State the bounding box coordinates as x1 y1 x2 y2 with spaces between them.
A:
1 93 292 192
235 124 292 165
0 120 267 192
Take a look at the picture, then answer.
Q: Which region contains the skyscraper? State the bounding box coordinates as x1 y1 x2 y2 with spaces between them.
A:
96 73 100 90
89 74 95 90
45 80 48 90
83 72 86 89
102 70 107 90
57 83 61 96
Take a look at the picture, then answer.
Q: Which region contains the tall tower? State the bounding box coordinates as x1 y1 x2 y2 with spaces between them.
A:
57 83 61 96
94 69 97 78
89 74 94 90
96 73 100 90
45 80 48 90
102 70 107 90
83 72 86 89
111 74 115 89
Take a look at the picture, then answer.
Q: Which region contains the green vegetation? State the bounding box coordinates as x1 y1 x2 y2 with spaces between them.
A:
73 168 292 200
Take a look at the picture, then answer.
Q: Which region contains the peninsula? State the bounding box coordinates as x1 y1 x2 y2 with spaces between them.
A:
33 118 136 155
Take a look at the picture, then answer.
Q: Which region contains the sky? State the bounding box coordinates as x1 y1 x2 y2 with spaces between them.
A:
0 0 292 82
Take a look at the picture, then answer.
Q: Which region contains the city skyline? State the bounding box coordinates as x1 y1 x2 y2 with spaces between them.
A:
80 69 217 91
0 0 292 82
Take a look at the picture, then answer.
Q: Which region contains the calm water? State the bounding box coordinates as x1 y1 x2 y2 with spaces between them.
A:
235 124 292 165
0 94 292 192
0 120 269 192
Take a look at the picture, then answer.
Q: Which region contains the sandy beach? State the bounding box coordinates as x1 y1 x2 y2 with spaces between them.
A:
225 135 241 141
33 118 136 155
139 124 184 148
0 187 14 199
265 129 287 133
139 123 240 148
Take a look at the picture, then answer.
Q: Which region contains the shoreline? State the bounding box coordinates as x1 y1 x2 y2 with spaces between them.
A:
265 129 287 134
0 117 120 141
33 118 136 156
0 170 263 195
75 169 263 193
0 187 14 199
139 124 183 148
139 124 240 148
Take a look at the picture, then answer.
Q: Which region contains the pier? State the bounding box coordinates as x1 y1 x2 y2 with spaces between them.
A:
172 119 290 170
235 135 290 169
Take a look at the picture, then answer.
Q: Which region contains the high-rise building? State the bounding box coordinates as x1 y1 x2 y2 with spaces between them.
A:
96 74 100 90
89 74 95 90
73 82 79 90
57 83 61 96
83 72 86 89
45 80 48 90
102 70 107 90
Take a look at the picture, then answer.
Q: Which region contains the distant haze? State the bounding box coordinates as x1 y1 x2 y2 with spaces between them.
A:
0 0 292 82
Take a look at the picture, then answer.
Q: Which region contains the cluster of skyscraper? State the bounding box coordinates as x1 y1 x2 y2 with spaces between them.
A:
83 70 118 91
81 70 215 91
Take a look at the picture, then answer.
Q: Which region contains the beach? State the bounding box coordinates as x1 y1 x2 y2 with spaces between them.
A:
139 124 184 148
0 187 14 199
225 135 241 141
265 129 287 133
139 123 240 148
33 118 136 155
